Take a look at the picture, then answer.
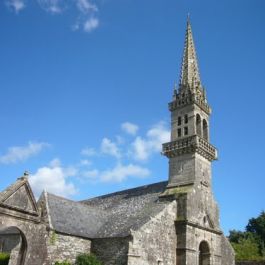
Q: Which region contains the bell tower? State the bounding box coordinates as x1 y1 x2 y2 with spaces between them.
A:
163 17 217 191
161 17 235 265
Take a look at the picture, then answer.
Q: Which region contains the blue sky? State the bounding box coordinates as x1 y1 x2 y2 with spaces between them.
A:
0 0 264 235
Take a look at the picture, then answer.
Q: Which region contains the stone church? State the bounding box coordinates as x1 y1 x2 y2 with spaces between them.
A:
0 19 235 265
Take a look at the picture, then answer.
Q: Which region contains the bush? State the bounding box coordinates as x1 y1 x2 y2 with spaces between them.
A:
75 253 102 265
0 253 10 265
54 261 71 265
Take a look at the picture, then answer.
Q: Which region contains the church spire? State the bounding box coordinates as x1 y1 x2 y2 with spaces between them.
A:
179 16 201 91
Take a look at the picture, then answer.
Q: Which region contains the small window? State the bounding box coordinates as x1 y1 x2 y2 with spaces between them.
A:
184 114 188 124
178 128 182 137
184 127 188 136
177 116 182 126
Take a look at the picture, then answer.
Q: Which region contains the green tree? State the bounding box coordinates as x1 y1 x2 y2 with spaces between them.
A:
231 235 262 261
228 211 265 261
228 230 246 243
246 211 265 256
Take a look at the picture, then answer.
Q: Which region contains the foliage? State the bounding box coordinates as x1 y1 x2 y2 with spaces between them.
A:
228 211 265 261
75 253 102 265
54 261 71 265
246 211 265 256
228 230 246 243
231 235 262 261
0 253 10 265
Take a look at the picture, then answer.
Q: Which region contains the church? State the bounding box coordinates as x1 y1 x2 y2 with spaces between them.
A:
0 18 235 265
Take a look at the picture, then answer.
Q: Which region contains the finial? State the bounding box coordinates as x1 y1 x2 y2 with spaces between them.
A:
17 171 29 181
187 13 190 23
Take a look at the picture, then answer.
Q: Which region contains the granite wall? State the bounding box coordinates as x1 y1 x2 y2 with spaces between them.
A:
46 231 91 264
92 237 130 265
127 201 177 265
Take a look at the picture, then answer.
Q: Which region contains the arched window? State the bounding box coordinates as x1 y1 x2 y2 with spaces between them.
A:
203 119 208 140
0 226 27 265
196 114 202 136
199 241 210 265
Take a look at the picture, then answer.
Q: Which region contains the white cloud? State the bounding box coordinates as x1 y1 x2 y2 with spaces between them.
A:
37 0 65 13
6 0 25 13
82 169 99 179
80 159 92 166
0 142 50 164
76 0 98 14
101 138 121 159
29 160 77 198
131 122 170 161
83 17 99 32
81 147 96 156
83 163 150 183
121 122 139 135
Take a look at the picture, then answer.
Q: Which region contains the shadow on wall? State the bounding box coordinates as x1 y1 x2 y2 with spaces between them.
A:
0 226 27 265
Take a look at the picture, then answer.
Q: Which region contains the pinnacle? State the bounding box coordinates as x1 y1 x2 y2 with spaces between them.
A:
179 17 202 91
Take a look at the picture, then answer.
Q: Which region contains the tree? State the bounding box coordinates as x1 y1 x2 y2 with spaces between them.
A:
246 211 265 256
228 211 265 261
231 235 262 261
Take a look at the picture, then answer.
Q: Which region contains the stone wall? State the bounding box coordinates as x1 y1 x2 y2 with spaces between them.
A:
221 234 235 265
0 212 48 265
92 237 130 265
46 231 91 264
127 201 177 265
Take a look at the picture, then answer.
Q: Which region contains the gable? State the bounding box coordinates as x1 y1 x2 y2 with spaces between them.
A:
0 177 39 216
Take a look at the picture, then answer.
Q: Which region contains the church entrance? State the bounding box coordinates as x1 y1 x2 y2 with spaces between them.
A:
0 226 27 265
199 241 210 265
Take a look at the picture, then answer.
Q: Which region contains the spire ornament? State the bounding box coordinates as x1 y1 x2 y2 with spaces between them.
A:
179 16 201 92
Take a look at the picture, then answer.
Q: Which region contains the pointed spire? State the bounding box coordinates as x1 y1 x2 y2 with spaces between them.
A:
179 16 201 91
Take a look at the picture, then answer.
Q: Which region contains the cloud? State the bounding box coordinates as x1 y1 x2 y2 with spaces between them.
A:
29 159 77 198
131 122 170 161
80 159 92 166
76 0 98 13
81 147 96 156
101 138 121 159
83 17 99 32
37 0 65 13
83 163 150 183
121 122 139 135
5 0 25 13
0 142 50 164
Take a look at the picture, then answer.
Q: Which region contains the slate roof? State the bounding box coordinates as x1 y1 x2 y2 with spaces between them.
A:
46 193 108 239
45 181 170 239
82 181 169 238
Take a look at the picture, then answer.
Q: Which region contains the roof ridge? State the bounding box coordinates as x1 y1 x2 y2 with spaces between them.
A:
81 180 168 202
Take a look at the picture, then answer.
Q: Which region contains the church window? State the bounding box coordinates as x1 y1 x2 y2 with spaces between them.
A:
184 114 188 123
199 241 210 265
178 116 182 126
184 127 188 135
203 119 208 140
178 128 182 137
196 114 202 136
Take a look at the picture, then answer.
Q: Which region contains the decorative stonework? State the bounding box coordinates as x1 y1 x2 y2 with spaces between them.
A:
162 135 217 161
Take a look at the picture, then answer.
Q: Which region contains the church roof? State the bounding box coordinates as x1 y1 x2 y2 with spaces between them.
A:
45 192 107 239
45 181 170 239
81 181 169 238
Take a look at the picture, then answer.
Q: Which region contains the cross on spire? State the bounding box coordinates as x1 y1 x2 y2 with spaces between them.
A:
179 16 202 91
